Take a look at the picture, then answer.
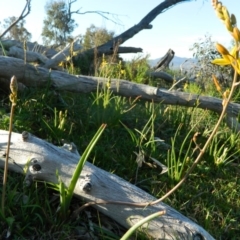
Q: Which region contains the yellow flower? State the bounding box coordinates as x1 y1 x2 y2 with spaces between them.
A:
183 82 188 90
215 42 230 55
120 69 125 75
65 56 71 62
100 59 107 68
212 44 240 74
222 89 230 106
232 27 240 42
106 78 111 89
212 75 222 93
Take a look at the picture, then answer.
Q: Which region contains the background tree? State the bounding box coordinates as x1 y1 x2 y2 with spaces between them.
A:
82 24 114 50
189 34 232 89
75 24 115 75
1 16 31 41
41 0 78 46
0 0 31 40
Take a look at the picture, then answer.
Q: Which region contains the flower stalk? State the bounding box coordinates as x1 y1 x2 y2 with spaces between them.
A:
1 76 18 217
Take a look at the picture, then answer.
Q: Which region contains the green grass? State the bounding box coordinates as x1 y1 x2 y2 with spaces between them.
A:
0 82 240 239
1 51 240 239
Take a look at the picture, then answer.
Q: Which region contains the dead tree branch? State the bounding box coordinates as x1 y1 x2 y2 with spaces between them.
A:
73 9 123 25
66 0 123 26
154 49 175 71
0 39 142 69
74 0 191 61
0 0 32 39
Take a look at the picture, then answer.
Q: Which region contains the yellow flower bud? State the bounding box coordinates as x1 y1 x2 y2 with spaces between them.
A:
212 75 222 93
216 11 225 21
231 14 237 26
233 27 240 42
222 89 230 106
212 0 218 9
222 6 230 20
215 43 230 55
223 89 230 99
9 76 18 105
10 75 18 96
216 2 222 11
225 18 233 32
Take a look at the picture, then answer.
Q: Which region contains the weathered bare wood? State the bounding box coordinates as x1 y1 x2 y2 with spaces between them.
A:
0 39 142 68
0 130 215 239
148 71 174 83
43 43 143 69
153 49 175 71
1 39 58 58
0 38 82 68
103 46 143 54
147 49 176 83
74 0 191 61
0 56 239 131
43 38 83 69
8 46 49 64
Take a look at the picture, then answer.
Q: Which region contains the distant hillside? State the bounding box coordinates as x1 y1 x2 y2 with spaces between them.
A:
148 56 197 70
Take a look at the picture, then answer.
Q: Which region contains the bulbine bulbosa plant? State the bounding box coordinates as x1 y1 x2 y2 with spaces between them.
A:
1 76 18 217
118 3 240 236
57 123 106 219
112 3 240 235
156 0 240 202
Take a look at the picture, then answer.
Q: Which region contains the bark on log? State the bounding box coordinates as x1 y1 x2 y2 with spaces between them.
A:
43 38 83 69
1 39 142 69
8 46 49 64
1 39 57 58
0 56 239 131
0 130 215 239
148 71 174 83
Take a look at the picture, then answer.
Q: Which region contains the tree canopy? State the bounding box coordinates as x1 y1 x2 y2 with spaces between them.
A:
41 0 78 46
82 24 114 50
1 16 32 42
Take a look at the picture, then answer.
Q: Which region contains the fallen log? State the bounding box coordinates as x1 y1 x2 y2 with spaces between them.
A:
8 45 49 64
0 56 239 131
1 39 142 69
1 39 58 58
148 70 174 83
0 130 215 239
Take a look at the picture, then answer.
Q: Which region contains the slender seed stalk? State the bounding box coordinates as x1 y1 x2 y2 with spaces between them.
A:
1 76 18 217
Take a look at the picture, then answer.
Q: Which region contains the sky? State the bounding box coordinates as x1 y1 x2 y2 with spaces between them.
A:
0 0 240 60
